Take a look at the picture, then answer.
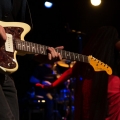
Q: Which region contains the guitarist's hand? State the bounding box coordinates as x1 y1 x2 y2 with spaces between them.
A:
47 46 63 61
0 25 7 46
34 46 63 63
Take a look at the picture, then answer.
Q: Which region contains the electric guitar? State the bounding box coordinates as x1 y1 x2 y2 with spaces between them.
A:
0 21 112 75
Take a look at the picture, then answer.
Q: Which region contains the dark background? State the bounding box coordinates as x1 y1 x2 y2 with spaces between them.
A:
12 0 120 98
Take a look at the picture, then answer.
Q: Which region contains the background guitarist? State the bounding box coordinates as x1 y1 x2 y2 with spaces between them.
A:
0 0 63 120
36 26 120 120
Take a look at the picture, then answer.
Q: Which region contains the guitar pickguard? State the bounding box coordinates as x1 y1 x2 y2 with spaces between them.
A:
0 27 23 71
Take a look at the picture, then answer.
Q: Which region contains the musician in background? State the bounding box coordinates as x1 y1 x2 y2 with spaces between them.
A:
30 63 60 120
36 26 120 120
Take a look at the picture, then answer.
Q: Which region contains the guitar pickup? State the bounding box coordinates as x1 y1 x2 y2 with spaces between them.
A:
5 33 14 52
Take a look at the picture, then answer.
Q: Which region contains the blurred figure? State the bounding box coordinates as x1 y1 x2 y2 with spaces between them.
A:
30 63 59 120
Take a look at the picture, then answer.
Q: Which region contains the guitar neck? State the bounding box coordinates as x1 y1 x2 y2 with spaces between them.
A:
15 40 89 63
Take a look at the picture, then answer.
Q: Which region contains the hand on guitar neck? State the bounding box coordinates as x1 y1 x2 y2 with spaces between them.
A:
34 46 63 64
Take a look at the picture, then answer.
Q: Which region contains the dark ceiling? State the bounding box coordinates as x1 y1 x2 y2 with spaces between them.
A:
27 0 120 52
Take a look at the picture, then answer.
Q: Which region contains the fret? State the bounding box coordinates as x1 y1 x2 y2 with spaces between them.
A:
40 45 44 54
73 53 75 61
38 44 41 54
45 46 48 55
39 45 42 54
30 42 33 52
41 45 44 54
78 54 80 61
69 51 71 60
66 51 69 59
78 54 82 62
30 42 33 53
18 43 21 50
27 42 30 52
22 41 25 51
74 53 79 61
20 41 23 50
33 43 35 53
26 42 31 52
70 52 75 61
62 50 66 58
84 56 89 63
64 50 66 58
35 43 38 53
31 42 34 52
36 44 39 54
42 45 46 55
15 41 18 50
23 41 26 51
29 42 32 52
82 55 84 62
42 45 45 54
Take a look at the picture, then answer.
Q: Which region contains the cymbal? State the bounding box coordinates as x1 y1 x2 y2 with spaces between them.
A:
57 59 76 68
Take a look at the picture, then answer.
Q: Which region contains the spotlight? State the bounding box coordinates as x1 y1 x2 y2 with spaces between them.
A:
44 1 53 8
90 0 101 6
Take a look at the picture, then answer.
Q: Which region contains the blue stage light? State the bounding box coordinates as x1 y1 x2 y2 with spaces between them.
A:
44 1 53 8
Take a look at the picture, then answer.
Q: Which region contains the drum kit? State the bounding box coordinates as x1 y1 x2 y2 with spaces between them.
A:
27 59 76 120
52 59 76 120
57 59 76 68
56 59 76 102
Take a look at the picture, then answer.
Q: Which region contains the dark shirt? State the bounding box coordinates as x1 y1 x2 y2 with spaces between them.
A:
0 0 27 22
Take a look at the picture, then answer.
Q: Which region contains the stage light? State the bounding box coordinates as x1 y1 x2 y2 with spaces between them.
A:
79 77 83 81
90 0 101 6
42 100 45 103
44 1 53 8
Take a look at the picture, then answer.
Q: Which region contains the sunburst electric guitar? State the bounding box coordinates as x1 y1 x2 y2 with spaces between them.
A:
0 21 112 75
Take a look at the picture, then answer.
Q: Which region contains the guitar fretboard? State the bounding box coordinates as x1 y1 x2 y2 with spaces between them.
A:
15 40 89 63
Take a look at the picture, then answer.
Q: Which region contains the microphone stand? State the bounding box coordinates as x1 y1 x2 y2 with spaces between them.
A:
64 23 85 120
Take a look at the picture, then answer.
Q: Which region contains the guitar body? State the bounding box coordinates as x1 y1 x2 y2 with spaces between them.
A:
0 21 31 74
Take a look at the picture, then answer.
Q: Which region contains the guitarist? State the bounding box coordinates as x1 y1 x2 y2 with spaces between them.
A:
36 26 120 120
0 0 63 120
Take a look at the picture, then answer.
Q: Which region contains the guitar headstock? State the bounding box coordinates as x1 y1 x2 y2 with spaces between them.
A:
88 55 112 75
